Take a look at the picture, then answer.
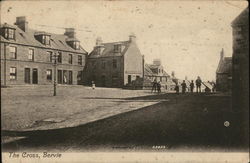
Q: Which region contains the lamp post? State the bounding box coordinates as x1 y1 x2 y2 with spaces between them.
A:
52 52 59 96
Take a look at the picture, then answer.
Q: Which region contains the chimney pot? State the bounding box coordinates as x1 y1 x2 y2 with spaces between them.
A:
15 16 28 32
129 33 136 42
64 28 76 38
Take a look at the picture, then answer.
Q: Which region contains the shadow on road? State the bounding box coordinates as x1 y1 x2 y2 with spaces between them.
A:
2 93 249 152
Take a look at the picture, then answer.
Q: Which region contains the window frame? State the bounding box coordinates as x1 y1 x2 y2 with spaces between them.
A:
47 51 53 63
10 67 17 80
28 48 34 61
68 54 73 64
78 55 82 65
112 59 117 69
46 69 52 81
57 52 62 63
9 46 17 59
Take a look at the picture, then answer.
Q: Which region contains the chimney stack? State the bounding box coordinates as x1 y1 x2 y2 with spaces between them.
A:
129 33 136 43
153 59 161 66
15 16 28 32
96 37 103 46
64 28 76 38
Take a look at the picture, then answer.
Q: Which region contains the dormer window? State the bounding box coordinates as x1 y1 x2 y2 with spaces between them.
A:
41 35 51 45
2 27 16 40
114 44 121 53
73 41 80 50
34 32 51 45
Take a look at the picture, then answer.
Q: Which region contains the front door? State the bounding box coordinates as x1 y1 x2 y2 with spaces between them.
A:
32 68 38 84
24 68 30 84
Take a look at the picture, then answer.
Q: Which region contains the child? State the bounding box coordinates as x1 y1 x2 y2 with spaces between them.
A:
92 81 95 90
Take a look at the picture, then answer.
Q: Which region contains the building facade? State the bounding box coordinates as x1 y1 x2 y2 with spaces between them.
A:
231 7 249 112
144 59 174 91
0 17 88 86
216 48 232 92
84 34 144 88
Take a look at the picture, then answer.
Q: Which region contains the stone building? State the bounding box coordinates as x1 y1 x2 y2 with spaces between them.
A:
216 48 232 92
231 7 249 111
83 34 144 88
0 17 88 86
143 59 173 91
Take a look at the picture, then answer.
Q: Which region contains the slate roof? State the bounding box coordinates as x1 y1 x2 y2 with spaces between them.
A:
216 57 232 74
144 64 170 77
0 23 87 54
88 41 130 58
231 7 249 27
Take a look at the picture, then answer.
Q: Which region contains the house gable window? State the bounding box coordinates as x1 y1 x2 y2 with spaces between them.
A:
101 61 106 69
2 28 16 40
41 35 51 45
28 48 34 61
9 46 17 59
114 44 121 53
73 41 80 50
10 67 17 80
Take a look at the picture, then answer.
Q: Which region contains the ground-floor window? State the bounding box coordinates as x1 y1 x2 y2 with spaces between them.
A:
46 69 52 81
10 67 17 80
24 68 31 83
128 75 131 84
58 70 62 84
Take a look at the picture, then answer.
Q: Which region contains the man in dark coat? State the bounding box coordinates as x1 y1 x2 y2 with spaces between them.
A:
181 80 187 94
195 76 202 93
190 80 194 93
151 79 157 93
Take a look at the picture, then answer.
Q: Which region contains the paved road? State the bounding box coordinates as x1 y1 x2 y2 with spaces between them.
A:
2 92 249 152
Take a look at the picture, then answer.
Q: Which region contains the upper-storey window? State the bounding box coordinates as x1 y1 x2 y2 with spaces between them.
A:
2 28 15 40
28 49 34 61
42 35 51 45
114 44 121 53
73 41 80 50
9 46 17 59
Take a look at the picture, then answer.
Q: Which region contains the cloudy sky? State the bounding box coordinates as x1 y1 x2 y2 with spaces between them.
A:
1 0 248 81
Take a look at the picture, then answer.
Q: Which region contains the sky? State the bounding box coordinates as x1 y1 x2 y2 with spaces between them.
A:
1 0 248 81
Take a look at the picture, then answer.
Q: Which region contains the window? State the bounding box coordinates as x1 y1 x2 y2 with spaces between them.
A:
47 51 53 62
78 55 82 65
10 67 17 80
114 44 121 52
68 54 73 64
3 28 15 40
9 46 17 59
46 69 52 81
57 70 62 84
63 70 68 84
101 61 106 69
57 52 62 63
128 75 131 84
73 41 80 50
68 71 73 84
28 49 34 61
24 68 31 83
112 59 117 68
42 35 51 45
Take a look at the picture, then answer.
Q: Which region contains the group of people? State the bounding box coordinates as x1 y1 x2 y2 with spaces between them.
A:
175 76 203 94
151 79 162 93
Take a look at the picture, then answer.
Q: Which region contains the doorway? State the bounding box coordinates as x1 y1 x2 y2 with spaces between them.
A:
24 68 30 84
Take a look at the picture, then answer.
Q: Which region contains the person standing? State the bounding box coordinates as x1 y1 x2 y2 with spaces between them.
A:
175 83 179 94
92 81 95 90
151 79 157 93
181 80 187 94
157 81 161 93
195 76 202 93
190 80 194 93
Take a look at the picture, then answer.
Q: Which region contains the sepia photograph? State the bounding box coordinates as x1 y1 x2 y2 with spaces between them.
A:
1 0 249 162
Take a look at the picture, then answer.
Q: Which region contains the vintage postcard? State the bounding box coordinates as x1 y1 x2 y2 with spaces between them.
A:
1 0 249 163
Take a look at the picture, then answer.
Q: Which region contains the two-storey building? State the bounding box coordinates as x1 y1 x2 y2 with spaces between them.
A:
0 17 88 86
84 34 144 88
